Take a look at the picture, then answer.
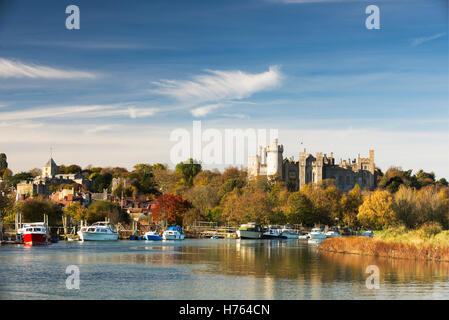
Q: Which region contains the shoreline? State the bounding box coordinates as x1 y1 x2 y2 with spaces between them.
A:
319 236 449 262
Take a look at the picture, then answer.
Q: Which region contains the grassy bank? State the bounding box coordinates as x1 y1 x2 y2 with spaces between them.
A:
320 226 449 262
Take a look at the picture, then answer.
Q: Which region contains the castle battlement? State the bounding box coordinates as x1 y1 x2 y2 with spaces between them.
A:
248 141 376 191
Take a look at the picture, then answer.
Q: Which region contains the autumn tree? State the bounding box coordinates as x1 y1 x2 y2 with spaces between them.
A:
340 184 363 227
64 202 88 222
151 194 192 227
357 190 396 230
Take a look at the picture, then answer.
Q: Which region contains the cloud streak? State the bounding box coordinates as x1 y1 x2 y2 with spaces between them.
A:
0 58 97 79
152 66 282 104
411 33 446 47
0 104 158 121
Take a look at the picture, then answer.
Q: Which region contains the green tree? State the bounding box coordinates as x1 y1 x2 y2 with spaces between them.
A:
0 153 7 176
16 198 63 226
286 192 315 226
175 158 202 186
86 201 127 224
64 203 87 222
9 172 34 187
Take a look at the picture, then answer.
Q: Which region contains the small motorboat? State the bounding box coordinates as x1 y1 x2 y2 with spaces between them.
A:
162 226 185 240
210 236 219 239
263 227 287 239
280 227 300 239
325 230 342 238
309 227 327 240
18 222 52 246
236 223 263 239
143 231 162 241
77 222 119 241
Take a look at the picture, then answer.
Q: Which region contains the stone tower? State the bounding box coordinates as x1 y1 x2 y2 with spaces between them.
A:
299 148 307 189
266 138 283 178
42 158 58 178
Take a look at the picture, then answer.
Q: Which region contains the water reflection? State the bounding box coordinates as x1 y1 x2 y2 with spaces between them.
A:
1 239 449 299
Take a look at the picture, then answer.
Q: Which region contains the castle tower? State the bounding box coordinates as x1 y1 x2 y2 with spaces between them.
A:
299 148 307 189
42 158 58 178
266 138 283 178
369 149 375 187
315 152 323 183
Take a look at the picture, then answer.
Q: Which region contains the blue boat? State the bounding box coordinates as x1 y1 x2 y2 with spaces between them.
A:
143 231 162 241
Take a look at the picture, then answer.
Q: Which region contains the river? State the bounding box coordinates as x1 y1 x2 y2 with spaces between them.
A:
1 239 448 299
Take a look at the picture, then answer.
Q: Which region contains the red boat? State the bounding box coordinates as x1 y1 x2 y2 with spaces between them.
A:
18 222 52 245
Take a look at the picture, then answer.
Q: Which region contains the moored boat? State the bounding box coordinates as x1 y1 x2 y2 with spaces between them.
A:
309 227 327 240
325 230 342 238
280 227 300 239
77 222 118 241
236 223 263 239
143 231 162 241
18 222 52 246
162 226 185 240
263 227 287 239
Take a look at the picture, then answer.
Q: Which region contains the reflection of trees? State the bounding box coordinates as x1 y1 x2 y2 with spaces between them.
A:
63 241 449 287
319 251 449 284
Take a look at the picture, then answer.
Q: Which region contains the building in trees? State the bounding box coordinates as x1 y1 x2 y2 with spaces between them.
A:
248 139 376 192
16 158 91 197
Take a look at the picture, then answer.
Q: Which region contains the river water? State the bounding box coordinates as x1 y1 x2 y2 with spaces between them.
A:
1 239 448 299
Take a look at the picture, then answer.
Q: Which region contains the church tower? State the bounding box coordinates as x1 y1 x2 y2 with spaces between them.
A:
42 158 58 178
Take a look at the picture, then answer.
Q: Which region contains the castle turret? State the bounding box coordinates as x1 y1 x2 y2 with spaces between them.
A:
266 138 283 178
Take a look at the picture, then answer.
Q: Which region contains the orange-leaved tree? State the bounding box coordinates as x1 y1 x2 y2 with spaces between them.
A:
151 194 192 227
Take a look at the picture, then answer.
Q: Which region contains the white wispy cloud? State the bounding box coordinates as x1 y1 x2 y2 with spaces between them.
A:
0 104 158 121
190 104 223 117
0 58 97 79
152 66 282 104
411 33 446 47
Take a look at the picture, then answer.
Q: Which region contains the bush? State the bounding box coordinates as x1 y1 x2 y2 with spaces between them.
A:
418 222 443 239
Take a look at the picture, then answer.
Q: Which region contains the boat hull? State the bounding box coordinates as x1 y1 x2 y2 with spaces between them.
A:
144 235 162 241
237 230 263 239
162 233 185 240
22 233 50 245
77 231 118 241
262 233 287 239
281 232 299 239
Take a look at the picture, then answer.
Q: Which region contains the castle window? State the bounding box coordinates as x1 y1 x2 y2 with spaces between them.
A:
313 173 315 183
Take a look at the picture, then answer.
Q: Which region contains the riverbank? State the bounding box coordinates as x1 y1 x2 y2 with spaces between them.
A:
320 226 449 262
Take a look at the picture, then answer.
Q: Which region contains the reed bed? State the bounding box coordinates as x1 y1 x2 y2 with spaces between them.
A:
320 233 449 262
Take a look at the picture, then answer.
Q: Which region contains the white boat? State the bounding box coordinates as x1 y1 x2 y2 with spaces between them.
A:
18 222 52 245
143 231 162 241
325 230 342 238
236 223 263 239
162 226 185 240
309 227 327 240
280 227 300 239
77 222 118 241
308 238 324 244
263 227 287 239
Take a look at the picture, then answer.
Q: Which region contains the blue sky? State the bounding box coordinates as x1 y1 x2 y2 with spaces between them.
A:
0 0 448 177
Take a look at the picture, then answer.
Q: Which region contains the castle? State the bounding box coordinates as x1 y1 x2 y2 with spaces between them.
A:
248 139 376 191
